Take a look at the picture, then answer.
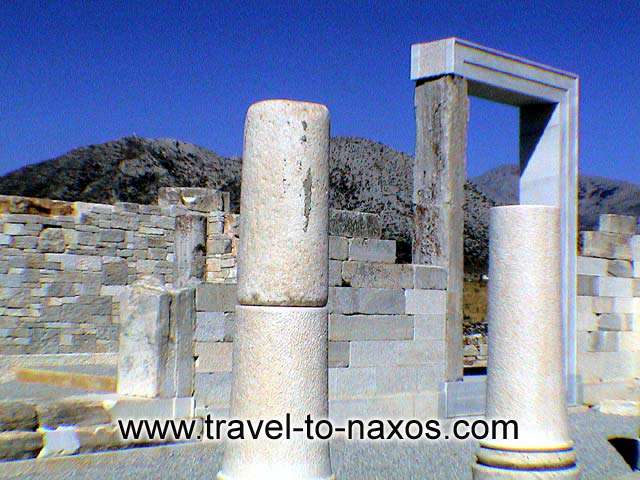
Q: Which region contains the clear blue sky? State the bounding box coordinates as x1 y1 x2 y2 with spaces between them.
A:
1 1 638 183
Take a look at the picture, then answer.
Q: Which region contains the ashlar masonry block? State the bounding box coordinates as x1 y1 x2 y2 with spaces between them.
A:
329 287 405 315
341 261 412 288
348 238 396 263
329 314 414 341
404 289 446 315
580 231 632 260
594 276 635 297
598 214 637 235
577 256 608 276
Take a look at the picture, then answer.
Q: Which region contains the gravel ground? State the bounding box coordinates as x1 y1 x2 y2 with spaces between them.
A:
1 410 637 479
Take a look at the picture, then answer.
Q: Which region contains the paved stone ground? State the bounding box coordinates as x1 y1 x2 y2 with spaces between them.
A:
0 410 637 479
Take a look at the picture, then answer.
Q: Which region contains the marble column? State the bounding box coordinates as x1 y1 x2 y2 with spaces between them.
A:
473 205 578 479
217 99 333 480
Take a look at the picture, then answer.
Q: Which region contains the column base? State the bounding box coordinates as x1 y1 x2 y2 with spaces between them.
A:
472 463 579 479
217 471 335 480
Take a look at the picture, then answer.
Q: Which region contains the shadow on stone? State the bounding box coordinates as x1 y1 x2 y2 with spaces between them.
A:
609 437 639 471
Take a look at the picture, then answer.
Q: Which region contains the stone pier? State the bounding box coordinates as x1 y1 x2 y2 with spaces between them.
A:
217 100 334 480
472 206 578 479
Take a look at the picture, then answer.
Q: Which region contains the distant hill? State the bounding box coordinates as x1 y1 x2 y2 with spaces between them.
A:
471 165 640 231
0 135 493 275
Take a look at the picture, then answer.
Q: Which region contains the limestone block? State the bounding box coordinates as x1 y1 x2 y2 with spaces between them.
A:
328 209 381 239
348 238 395 263
37 228 66 253
195 311 234 342
4 223 27 236
328 341 349 368
0 400 37 432
404 289 446 315
580 380 638 405
329 287 405 314
36 399 110 428
598 313 639 331
578 351 639 383
414 314 446 340
592 296 640 314
576 309 598 332
374 366 433 395
577 275 596 296
98 229 125 243
195 342 233 372
102 259 128 286
596 399 640 416
117 282 171 398
584 331 640 352
598 214 637 235
195 283 237 312
329 314 413 341
341 261 412 288
328 236 348 260
159 187 228 213
237 100 329 307
580 231 632 260
329 394 414 423
349 340 445 367
608 259 633 277
174 214 206 288
576 256 608 276
220 305 332 480
195 372 232 409
76 424 124 453
594 276 635 297
328 260 342 286
328 367 376 399
0 431 43 460
164 287 196 397
413 265 447 290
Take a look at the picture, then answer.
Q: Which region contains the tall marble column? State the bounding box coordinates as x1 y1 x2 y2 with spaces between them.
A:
473 205 578 479
217 99 333 480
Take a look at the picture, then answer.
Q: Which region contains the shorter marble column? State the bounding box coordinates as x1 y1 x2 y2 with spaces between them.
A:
472 205 579 479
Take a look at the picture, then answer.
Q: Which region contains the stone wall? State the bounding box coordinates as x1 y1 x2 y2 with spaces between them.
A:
0 190 229 355
192 209 448 420
576 214 640 406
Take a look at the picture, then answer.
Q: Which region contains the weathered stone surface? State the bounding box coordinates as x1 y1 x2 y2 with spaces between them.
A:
102 259 128 285
608 259 633 277
328 236 348 260
195 283 236 312
577 256 608 276
594 276 635 297
577 275 596 296
37 228 66 253
328 260 342 287
341 261 412 288
328 341 349 368
37 399 110 428
164 287 196 397
237 100 329 307
598 214 637 235
580 231 632 260
76 424 124 452
348 238 395 263
329 314 413 341
174 214 206 288
0 400 37 432
328 209 381 239
598 313 639 331
195 342 233 373
117 281 171 398
349 340 445 367
195 311 234 342
0 431 43 460
413 265 447 290
405 289 447 315
159 187 228 213
329 287 405 315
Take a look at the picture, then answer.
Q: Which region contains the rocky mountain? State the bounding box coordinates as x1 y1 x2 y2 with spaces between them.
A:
0 136 491 275
471 165 640 231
